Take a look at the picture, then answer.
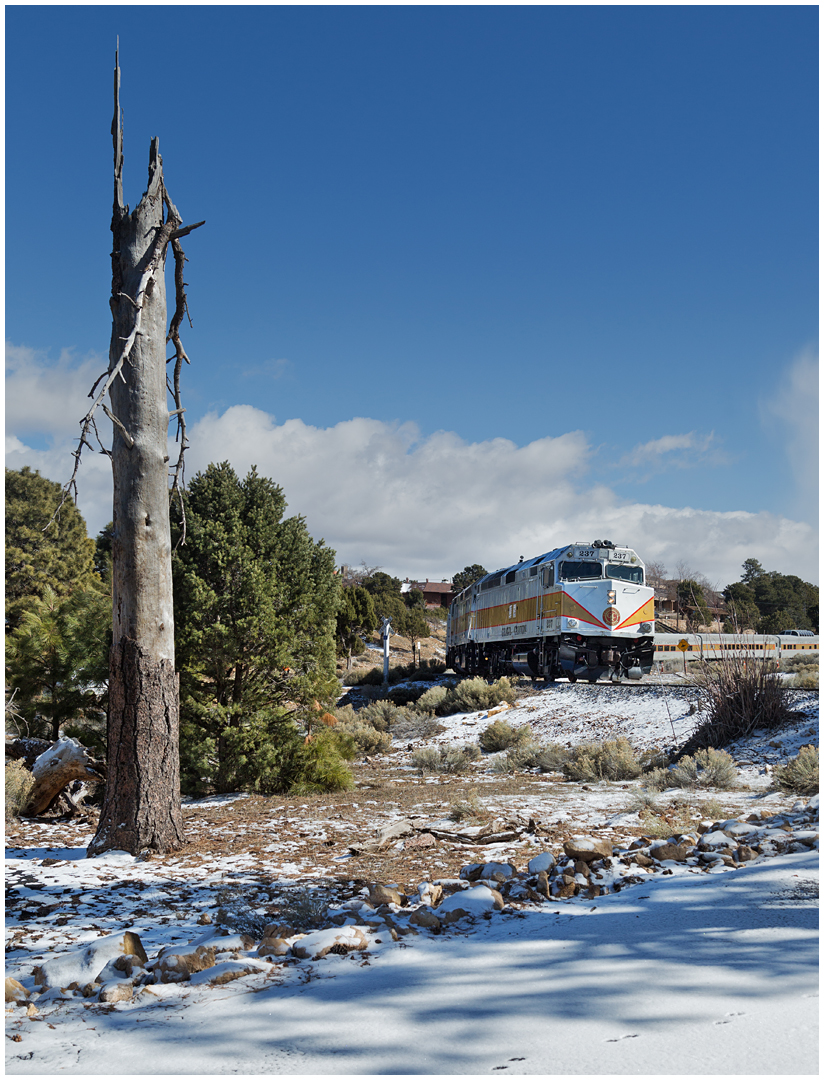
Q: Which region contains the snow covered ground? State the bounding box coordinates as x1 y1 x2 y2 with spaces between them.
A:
5 683 819 1075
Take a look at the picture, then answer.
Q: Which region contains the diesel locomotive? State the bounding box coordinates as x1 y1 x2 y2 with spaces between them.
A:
446 541 655 683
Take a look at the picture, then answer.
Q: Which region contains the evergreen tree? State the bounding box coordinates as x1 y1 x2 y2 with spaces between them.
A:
740 558 765 584
362 572 407 623
172 462 346 795
336 585 378 669
6 586 110 741
395 606 431 668
5 467 97 629
452 564 488 593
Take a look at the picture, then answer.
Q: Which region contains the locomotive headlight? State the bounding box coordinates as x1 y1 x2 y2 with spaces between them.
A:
639 622 652 634
566 618 579 629
607 590 616 604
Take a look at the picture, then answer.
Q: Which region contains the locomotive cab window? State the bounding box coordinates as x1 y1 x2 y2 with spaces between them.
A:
541 564 555 588
606 563 644 584
559 561 602 581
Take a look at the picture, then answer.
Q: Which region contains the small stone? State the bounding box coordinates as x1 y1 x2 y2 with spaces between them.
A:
197 913 213 925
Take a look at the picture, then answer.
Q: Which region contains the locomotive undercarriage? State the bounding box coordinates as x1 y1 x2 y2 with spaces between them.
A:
448 634 654 684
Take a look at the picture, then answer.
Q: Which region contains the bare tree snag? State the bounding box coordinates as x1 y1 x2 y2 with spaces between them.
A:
87 47 202 857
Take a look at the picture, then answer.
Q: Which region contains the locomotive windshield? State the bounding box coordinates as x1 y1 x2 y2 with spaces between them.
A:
606 563 644 584
559 560 602 581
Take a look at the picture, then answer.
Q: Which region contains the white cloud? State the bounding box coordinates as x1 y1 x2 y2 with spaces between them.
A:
5 343 818 587
184 406 818 586
617 430 723 475
5 342 109 440
761 347 819 523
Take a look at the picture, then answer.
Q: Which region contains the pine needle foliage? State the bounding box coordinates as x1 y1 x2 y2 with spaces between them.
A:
173 463 343 795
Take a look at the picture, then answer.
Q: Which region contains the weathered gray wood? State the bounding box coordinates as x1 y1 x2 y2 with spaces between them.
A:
88 48 185 856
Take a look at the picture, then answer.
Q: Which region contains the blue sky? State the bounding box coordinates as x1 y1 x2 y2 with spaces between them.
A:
5 5 818 585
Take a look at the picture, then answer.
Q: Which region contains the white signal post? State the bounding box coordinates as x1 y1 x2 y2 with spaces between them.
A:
381 617 393 689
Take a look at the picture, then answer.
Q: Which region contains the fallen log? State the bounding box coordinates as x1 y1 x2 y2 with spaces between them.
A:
23 737 106 817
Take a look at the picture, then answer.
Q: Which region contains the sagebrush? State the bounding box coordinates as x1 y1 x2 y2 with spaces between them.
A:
668 747 737 790
773 744 818 796
478 718 532 752
562 738 642 781
5 760 35 819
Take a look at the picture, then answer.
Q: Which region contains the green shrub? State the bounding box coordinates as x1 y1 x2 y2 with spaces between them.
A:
787 667 819 689
478 718 533 752
413 685 449 713
391 711 445 740
487 740 563 774
387 684 428 706
284 728 355 795
357 700 404 732
5 760 35 819
668 747 737 790
433 676 517 717
336 719 393 754
448 790 488 822
780 652 819 674
562 738 642 782
410 745 479 775
343 660 447 687
773 744 818 796
641 767 671 792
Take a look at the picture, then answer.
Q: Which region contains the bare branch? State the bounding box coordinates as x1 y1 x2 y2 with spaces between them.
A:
101 404 135 448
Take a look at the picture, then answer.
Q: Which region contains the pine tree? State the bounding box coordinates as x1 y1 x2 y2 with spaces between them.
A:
336 586 378 670
172 462 344 794
5 467 97 630
6 586 110 741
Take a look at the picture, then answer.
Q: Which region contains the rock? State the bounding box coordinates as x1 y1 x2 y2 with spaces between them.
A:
291 926 369 960
460 864 485 882
735 845 758 863
650 842 690 863
573 859 591 877
155 946 216 983
479 861 516 880
417 882 443 906
633 853 654 867
34 931 148 989
5 977 29 1003
437 885 504 920
98 981 134 1003
25 1003 39 1018
563 836 613 862
257 937 291 957
528 851 556 874
375 819 415 846
369 884 404 907
409 908 441 931
535 872 552 898
197 913 213 925
405 832 437 850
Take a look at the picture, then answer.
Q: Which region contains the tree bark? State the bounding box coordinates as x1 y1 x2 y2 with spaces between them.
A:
88 49 184 856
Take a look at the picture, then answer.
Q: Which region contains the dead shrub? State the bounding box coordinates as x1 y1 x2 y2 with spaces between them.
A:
683 652 792 751
773 745 818 796
448 790 489 822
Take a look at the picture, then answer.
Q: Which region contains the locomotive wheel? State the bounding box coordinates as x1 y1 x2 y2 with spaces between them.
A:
567 674 577 683
587 676 598 684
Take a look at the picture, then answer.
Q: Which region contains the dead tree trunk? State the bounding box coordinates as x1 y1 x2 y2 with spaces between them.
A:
87 50 197 856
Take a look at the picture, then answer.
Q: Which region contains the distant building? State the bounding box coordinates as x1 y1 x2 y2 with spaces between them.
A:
409 579 453 609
